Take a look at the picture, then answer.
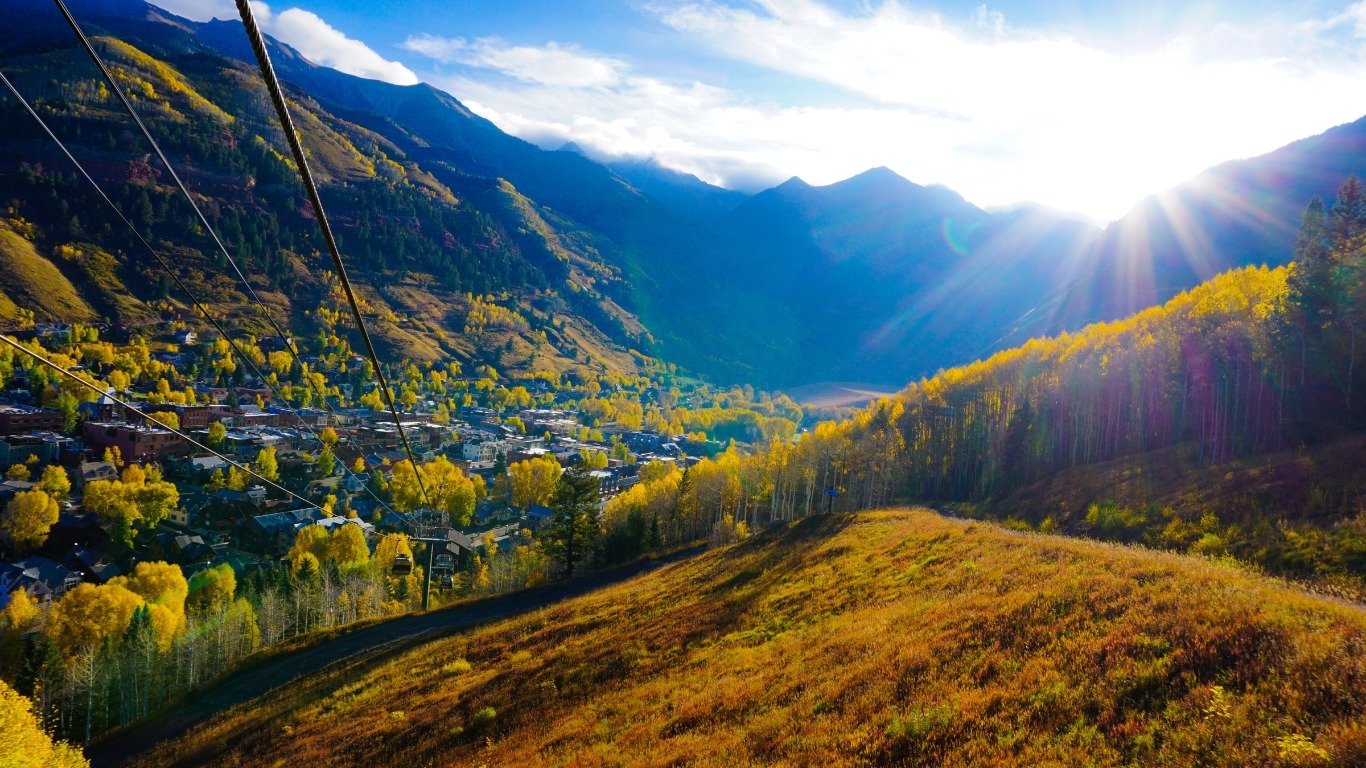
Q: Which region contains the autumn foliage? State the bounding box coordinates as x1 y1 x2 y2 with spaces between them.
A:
133 510 1366 767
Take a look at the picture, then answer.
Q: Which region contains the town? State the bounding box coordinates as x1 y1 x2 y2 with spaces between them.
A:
0 319 769 615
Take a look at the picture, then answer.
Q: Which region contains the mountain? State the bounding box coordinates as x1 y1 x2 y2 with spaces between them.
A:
602 156 748 220
7 0 1366 392
0 0 1110 389
711 167 1099 385
133 509 1366 767
1057 115 1366 325
0 0 656 374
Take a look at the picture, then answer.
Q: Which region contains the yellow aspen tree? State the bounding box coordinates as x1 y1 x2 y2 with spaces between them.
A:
1 489 59 553
0 680 89 767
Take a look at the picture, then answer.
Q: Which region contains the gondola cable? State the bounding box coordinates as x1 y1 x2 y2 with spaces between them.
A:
0 68 407 523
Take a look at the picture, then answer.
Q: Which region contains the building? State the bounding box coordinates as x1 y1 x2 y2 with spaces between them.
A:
242 506 327 555
315 516 376 543
0 432 77 467
78 391 127 423
144 404 227 430
462 439 507 462
76 461 119 490
83 421 185 461
0 405 63 436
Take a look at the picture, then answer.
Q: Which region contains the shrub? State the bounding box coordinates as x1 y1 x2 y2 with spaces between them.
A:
472 706 497 729
886 704 955 744
441 658 472 676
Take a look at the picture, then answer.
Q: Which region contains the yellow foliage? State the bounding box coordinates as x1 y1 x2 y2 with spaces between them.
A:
0 679 89 767
47 582 143 655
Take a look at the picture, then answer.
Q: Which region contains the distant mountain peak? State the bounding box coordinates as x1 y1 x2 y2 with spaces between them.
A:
849 166 908 184
558 141 588 156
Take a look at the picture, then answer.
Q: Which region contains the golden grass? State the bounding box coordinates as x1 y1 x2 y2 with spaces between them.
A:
0 221 96 322
134 509 1366 767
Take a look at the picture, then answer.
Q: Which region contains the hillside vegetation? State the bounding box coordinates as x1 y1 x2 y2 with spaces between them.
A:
588 177 1366 587
0 11 647 377
0 219 95 323
134 509 1366 767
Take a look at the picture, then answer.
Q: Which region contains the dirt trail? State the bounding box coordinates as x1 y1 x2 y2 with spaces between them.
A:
87 548 703 768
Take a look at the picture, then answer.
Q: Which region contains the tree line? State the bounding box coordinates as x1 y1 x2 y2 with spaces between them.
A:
598 178 1366 576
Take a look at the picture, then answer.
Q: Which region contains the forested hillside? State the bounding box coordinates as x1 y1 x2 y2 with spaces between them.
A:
0 0 652 378
1058 113 1366 327
600 177 1366 583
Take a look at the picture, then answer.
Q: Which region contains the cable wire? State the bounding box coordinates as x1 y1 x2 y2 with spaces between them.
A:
49 0 378 474
48 0 435 526
233 0 438 525
0 334 319 510
0 68 406 523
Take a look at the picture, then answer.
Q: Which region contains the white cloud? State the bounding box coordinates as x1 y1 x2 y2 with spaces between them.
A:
406 1 1366 221
152 0 234 21
251 3 418 85
151 1 417 85
642 0 1366 219
403 36 624 88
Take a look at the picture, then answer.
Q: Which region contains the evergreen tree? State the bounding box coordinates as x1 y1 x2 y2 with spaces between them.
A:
541 466 600 579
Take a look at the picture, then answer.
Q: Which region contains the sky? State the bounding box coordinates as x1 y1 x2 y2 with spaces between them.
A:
154 0 1366 222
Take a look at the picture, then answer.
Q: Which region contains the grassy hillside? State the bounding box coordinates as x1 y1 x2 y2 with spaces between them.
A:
0 219 96 322
136 509 1366 767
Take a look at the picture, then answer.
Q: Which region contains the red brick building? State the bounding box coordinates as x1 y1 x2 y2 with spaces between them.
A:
0 406 64 436
83 422 185 462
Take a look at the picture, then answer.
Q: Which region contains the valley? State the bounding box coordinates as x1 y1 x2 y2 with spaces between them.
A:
5 1 1366 766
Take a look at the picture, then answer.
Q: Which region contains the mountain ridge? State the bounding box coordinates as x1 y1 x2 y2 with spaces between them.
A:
6 0 1366 390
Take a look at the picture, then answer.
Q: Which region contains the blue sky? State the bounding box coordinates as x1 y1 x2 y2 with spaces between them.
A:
158 0 1366 222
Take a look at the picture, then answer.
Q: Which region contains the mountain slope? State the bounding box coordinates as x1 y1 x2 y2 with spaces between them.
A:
0 220 96 323
713 168 1099 384
133 509 1366 767
0 0 645 373
1058 115 1366 326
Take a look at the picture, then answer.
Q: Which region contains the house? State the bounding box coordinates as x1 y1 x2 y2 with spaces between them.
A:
183 455 231 474
525 505 554 530
0 562 54 607
11 556 82 598
314 516 376 544
45 512 111 554
0 480 36 508
215 485 268 507
79 391 127 423
174 330 197 345
242 507 327 555
257 335 294 353
149 531 215 565
76 461 119 491
462 439 507 463
62 546 122 584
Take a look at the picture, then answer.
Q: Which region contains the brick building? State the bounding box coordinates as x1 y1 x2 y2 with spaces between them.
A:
0 406 63 436
83 421 185 462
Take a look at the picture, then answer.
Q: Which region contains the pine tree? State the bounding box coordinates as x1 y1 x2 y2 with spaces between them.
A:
541 466 600 579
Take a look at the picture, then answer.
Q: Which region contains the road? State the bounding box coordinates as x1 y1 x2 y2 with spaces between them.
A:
87 547 703 768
